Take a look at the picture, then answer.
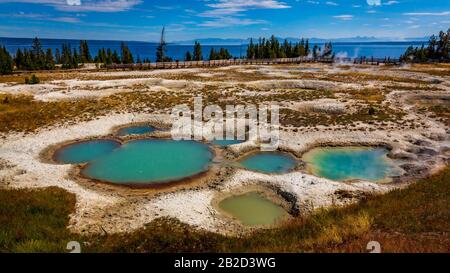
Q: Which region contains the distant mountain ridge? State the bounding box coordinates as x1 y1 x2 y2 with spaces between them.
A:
172 36 428 45
1 36 428 47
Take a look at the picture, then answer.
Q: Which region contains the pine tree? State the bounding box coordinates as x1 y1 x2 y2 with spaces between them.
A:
193 41 202 61
437 29 449 60
94 48 102 63
0 46 13 74
14 48 24 69
45 48 55 70
427 35 438 59
400 46 415 62
305 39 310 55
31 37 45 69
400 28 449 62
112 50 120 64
247 38 255 59
72 48 79 68
55 48 61 64
312 44 319 59
185 51 192 61
101 48 107 63
23 49 33 70
24 50 36 70
15 38 56 70
321 42 333 58
416 45 427 62
105 48 112 65
218 48 231 59
120 42 134 64
282 40 290 58
156 27 171 62
79 40 92 63
61 43 74 69
209 48 216 60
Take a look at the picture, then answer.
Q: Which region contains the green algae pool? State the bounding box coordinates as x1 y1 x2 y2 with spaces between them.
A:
303 146 400 181
239 152 297 174
218 192 288 226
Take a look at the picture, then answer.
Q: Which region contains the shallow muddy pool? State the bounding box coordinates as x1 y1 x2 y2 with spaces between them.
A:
81 139 213 185
218 192 288 226
53 139 120 164
239 152 297 173
303 146 400 181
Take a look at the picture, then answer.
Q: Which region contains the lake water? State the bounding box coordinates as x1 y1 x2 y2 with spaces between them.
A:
0 37 424 60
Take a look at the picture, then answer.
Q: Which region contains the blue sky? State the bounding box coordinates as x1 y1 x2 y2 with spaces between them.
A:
0 0 449 41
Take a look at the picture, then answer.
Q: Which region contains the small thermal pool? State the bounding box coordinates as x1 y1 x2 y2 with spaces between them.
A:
116 125 156 136
303 146 400 181
218 192 288 226
80 139 213 185
239 152 297 174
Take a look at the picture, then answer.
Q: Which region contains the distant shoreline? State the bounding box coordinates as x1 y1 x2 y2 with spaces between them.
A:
0 36 427 46
0 37 428 60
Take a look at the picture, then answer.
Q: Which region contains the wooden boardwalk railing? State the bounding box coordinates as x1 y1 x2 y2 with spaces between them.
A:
12 56 400 74
105 56 400 70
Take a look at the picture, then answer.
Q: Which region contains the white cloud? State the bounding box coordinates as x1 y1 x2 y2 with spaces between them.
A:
325 1 338 6
366 0 381 6
333 14 353 20
154 5 178 10
51 16 80 22
0 0 141 12
198 0 290 20
384 1 399 5
66 0 80 5
207 0 290 10
198 17 266 27
198 0 290 28
403 11 450 16
199 8 246 17
307 0 319 4
2 11 81 23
